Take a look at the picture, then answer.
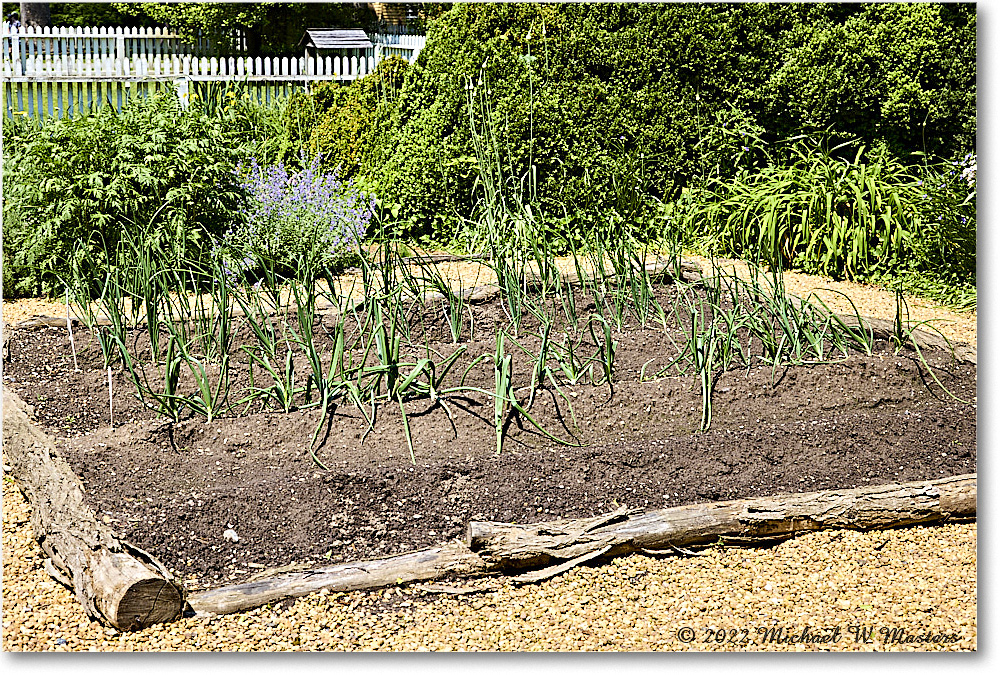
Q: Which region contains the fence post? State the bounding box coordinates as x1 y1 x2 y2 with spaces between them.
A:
175 76 190 108
12 27 23 76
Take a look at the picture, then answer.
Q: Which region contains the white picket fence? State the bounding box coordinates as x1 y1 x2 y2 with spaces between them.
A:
371 32 426 63
2 25 426 118
2 24 216 63
4 53 382 80
2 24 424 78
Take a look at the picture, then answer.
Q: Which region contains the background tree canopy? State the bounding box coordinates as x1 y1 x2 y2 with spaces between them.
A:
306 2 974 235
109 2 376 55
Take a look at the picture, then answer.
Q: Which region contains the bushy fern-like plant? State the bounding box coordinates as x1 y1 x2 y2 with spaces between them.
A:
2 88 255 297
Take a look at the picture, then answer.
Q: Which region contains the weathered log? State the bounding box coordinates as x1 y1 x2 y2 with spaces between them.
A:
187 474 974 616
2 386 185 630
15 315 96 329
187 540 487 616
466 474 976 571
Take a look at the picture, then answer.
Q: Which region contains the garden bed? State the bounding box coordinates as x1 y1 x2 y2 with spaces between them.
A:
3 275 977 592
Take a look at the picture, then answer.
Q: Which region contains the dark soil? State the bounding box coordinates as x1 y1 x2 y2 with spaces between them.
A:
3 285 977 588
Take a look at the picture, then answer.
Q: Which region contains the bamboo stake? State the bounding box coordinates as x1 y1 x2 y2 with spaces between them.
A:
66 289 79 372
107 366 113 426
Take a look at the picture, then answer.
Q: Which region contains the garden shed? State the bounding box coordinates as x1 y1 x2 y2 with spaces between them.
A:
298 28 374 61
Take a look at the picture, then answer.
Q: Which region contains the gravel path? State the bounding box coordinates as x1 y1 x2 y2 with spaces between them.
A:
1 255 976 651
1 479 976 651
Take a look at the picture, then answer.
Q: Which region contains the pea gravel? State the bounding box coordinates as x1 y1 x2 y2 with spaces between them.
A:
1 476 976 651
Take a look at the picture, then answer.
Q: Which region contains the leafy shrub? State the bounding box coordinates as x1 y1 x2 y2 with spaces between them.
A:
908 152 976 281
305 56 410 179
216 157 373 278
363 2 973 245
365 4 828 236
189 80 286 164
277 88 319 165
371 3 683 235
768 3 976 160
674 137 975 285
3 90 249 297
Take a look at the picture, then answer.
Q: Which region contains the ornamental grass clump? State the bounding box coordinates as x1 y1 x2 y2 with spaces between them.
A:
220 156 374 279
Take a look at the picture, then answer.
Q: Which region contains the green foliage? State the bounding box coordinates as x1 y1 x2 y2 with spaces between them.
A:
365 3 833 236
909 153 976 280
768 3 976 160
364 1 974 249
277 88 319 163
113 2 377 56
49 2 155 27
673 137 975 288
189 80 287 164
113 1 269 51
305 56 410 179
3 90 248 297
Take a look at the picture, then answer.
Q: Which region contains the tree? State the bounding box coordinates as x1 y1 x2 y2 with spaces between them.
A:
113 2 376 56
20 2 50 27
49 2 154 27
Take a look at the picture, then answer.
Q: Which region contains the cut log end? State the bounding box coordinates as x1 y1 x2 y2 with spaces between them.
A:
4 385 185 631
114 579 185 630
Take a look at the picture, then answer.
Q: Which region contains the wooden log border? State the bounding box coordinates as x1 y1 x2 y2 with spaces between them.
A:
2 386 186 630
187 473 975 616
2 385 976 623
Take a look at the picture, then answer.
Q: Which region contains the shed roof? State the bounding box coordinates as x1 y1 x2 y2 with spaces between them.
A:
299 29 373 50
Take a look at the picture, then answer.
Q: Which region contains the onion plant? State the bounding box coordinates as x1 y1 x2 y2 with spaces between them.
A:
889 289 971 404
474 330 580 455
588 315 618 389
403 254 469 344
491 331 514 455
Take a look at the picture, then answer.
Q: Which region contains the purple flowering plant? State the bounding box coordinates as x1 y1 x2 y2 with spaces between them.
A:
216 156 374 278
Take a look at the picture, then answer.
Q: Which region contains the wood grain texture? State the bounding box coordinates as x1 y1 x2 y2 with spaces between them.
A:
466 475 976 570
2 386 185 630
187 541 487 616
188 475 974 616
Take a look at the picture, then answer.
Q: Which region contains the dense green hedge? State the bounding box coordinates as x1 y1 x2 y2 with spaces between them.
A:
289 2 973 239
372 2 761 233
768 2 976 160
307 56 410 180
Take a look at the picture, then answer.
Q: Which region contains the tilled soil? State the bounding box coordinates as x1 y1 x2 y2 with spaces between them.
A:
2 285 977 589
